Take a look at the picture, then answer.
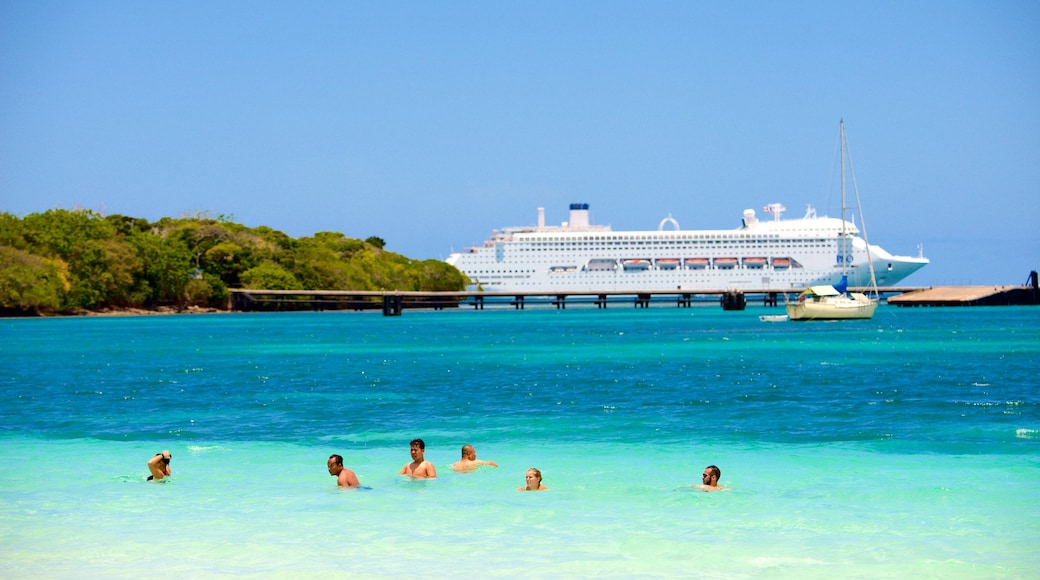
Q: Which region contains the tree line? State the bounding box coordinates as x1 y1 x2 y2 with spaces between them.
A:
0 209 467 315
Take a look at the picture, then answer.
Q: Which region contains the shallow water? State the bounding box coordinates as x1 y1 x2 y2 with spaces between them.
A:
1 305 1038 578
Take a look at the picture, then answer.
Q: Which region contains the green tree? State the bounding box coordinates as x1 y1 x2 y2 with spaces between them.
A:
413 259 469 291
202 272 229 308
240 261 303 290
204 240 253 285
292 245 354 290
126 229 193 306
0 213 28 249
0 246 68 314
17 210 127 309
105 214 152 237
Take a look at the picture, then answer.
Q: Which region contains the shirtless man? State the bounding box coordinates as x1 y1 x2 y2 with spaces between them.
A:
696 465 726 492
451 444 499 472
327 454 360 488
399 438 437 479
147 450 171 481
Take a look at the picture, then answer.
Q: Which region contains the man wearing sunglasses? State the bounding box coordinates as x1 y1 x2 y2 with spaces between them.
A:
697 465 725 492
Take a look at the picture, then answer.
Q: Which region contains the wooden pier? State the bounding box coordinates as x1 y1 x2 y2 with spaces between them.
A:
886 271 1039 307
887 285 1040 307
228 288 797 315
229 275 1038 315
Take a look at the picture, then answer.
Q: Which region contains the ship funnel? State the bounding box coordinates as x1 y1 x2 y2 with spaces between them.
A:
742 209 758 227
568 203 590 229
537 207 545 228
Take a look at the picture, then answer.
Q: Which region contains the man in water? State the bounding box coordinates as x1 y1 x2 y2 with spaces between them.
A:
697 465 725 492
147 450 171 481
451 444 499 472
399 438 437 478
327 454 360 488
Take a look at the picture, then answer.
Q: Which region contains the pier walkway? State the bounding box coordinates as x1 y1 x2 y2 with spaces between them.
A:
887 285 1040 307
229 287 921 315
229 272 1038 315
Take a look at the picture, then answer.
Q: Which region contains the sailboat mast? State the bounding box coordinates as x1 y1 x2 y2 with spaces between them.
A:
839 119 848 278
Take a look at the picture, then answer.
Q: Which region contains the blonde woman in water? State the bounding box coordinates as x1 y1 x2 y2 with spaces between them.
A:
518 467 548 491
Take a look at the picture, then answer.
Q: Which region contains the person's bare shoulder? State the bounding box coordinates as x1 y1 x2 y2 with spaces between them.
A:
423 461 437 478
339 468 360 487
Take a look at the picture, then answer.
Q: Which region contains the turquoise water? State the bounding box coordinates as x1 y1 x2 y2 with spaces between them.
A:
1 305 1038 578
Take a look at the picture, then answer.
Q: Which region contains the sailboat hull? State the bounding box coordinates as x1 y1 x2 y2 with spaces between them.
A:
786 293 878 320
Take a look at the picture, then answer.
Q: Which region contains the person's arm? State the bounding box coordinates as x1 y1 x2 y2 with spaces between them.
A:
399 464 409 475
480 460 499 467
147 454 166 479
425 462 437 478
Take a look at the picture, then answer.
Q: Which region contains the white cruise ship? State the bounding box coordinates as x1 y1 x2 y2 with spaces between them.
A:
445 203 929 292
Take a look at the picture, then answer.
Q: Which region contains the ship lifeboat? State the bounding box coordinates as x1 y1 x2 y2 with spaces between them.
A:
714 257 738 269
685 258 709 270
622 259 652 271
586 258 617 272
772 257 791 270
743 257 768 269
656 258 680 270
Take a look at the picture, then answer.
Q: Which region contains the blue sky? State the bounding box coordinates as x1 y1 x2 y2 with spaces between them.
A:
2 2 1037 285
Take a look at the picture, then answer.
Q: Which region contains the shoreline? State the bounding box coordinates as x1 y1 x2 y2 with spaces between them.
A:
79 305 226 317
1 305 228 318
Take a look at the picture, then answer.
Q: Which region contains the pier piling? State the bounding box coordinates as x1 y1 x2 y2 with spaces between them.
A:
382 295 403 316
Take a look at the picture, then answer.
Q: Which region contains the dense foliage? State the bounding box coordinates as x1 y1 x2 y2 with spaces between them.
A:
0 209 467 315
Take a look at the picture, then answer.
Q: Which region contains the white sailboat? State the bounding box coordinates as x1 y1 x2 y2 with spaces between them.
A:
786 121 879 321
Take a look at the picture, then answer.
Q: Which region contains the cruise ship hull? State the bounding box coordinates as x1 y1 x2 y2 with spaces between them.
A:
446 204 928 293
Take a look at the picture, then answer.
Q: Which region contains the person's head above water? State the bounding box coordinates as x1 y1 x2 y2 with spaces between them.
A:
698 465 724 491
327 454 344 472
702 465 721 486
519 467 547 491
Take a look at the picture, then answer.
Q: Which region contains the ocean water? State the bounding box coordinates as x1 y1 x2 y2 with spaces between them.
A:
1 304 1037 578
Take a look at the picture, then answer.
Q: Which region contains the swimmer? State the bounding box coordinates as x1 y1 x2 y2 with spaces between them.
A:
327 454 360 488
399 438 437 479
451 444 499 472
696 465 727 492
517 467 547 491
147 450 171 481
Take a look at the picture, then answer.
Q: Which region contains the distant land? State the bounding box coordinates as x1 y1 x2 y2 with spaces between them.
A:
0 208 467 316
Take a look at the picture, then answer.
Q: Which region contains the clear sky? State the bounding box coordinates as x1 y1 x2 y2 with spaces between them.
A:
2 1 1037 285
